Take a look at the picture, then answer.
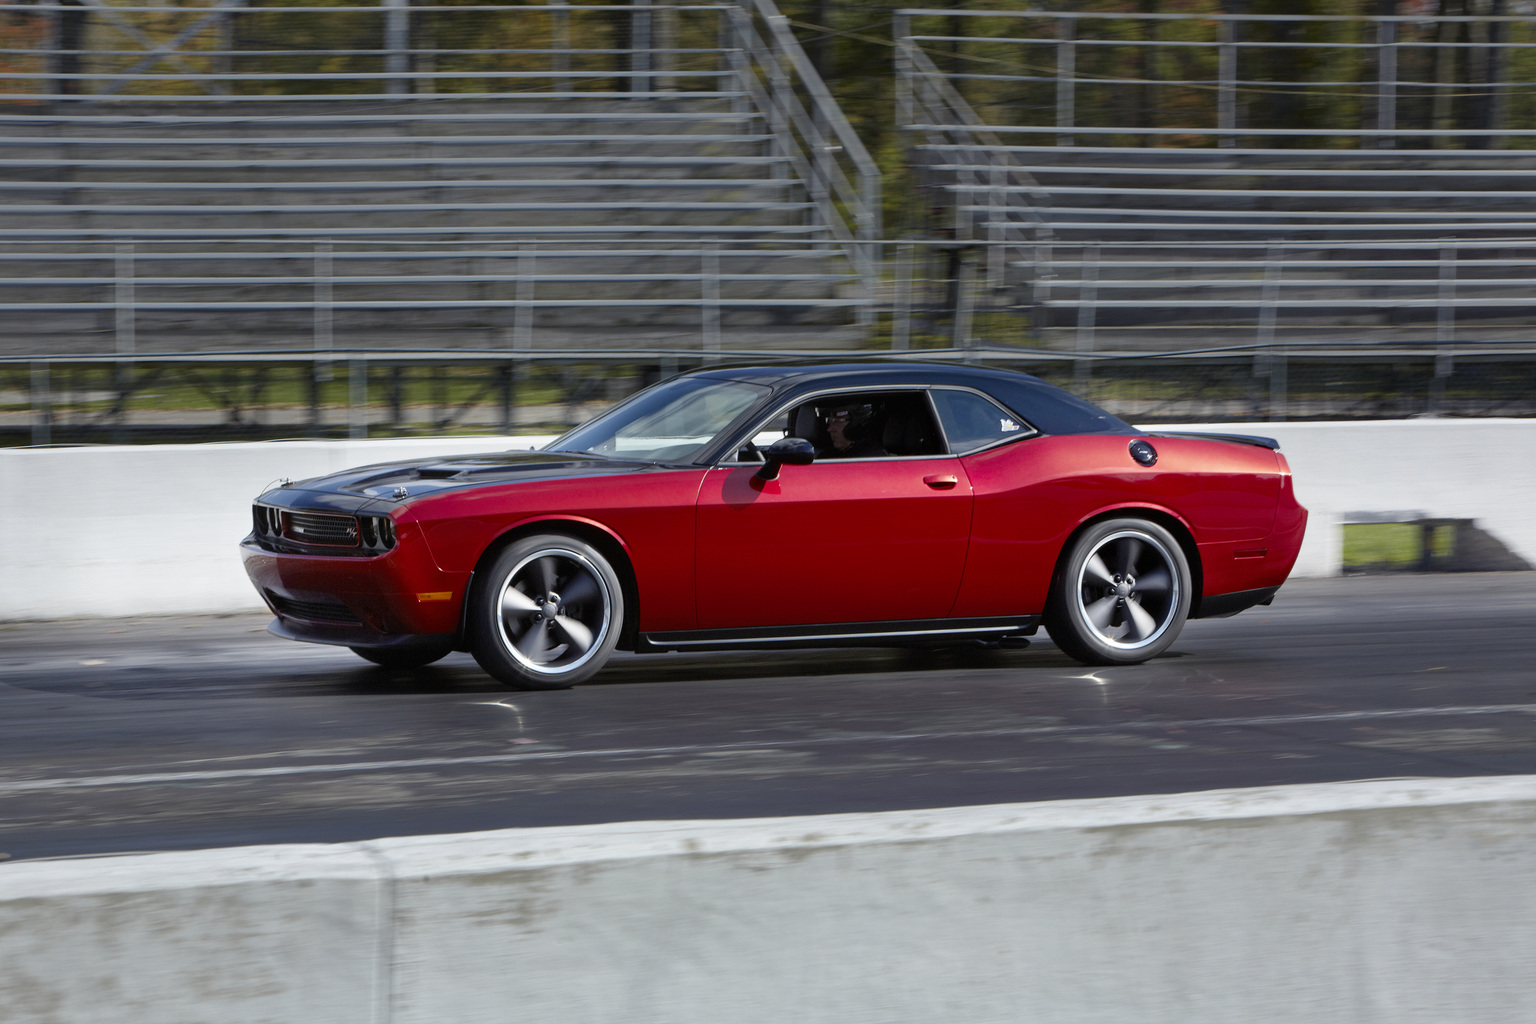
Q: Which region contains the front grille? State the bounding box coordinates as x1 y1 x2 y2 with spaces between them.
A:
284 511 358 547
267 591 362 624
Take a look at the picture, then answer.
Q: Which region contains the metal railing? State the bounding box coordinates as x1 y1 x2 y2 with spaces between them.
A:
2 2 735 100
895 25 1048 350
0 239 864 362
895 8 1536 149
7 340 1536 447
1028 238 1536 390
728 0 880 312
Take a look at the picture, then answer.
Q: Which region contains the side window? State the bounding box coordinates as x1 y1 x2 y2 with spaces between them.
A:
930 389 1031 454
729 410 790 462
759 390 944 460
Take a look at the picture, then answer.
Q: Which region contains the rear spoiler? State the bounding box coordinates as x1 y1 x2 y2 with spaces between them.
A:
1151 431 1281 451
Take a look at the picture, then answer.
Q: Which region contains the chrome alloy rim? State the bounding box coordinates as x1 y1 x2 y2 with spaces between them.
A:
495 547 613 676
1073 529 1180 650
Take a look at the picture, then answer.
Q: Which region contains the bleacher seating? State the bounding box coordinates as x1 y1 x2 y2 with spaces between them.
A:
919 141 1536 350
0 0 879 364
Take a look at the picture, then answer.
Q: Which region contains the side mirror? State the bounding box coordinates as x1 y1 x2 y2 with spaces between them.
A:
755 437 816 481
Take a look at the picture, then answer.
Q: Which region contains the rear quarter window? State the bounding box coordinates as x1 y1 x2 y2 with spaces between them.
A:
930 389 1032 453
983 378 1137 436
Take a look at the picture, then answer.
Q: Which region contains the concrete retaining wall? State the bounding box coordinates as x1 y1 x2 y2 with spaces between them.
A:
4 776 1535 1024
1 419 1532 620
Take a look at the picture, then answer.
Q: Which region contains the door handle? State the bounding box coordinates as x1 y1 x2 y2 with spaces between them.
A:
923 474 959 489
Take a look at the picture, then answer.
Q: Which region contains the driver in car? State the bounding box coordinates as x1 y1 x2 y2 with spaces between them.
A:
820 400 887 458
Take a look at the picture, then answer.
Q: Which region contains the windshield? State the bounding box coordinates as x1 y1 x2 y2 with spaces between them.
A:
548 376 770 463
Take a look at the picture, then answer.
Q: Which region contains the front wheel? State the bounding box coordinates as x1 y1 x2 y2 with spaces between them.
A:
468 534 624 689
1045 518 1192 666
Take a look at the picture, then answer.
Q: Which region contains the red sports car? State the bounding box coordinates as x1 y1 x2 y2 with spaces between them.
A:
241 363 1306 687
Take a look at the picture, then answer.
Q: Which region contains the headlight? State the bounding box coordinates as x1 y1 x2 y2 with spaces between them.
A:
252 504 283 538
359 514 397 554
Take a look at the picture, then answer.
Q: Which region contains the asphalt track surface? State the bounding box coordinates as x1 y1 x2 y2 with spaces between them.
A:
2 573 1533 863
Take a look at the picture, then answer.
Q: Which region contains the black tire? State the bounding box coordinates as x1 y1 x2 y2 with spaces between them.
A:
1045 517 1193 666
468 533 624 689
349 641 454 670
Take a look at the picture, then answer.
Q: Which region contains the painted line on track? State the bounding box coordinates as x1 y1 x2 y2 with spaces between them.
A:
2 702 1533 795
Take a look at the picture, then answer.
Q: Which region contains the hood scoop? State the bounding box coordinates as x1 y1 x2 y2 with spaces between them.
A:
353 455 597 487
412 463 532 480
334 451 631 499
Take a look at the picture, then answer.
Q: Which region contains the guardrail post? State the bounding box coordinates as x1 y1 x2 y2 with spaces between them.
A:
1252 243 1284 417
892 241 913 351
309 361 321 431
349 357 367 439
725 7 750 117
384 0 410 95
1269 345 1287 421
31 361 51 446
632 0 653 97
218 1 236 82
1030 236 1054 336
1256 242 1283 350
986 160 1006 289
389 365 404 427
952 250 975 356
501 361 516 432
551 0 571 92
47 0 86 96
115 244 135 375
431 365 445 428
1436 240 1457 345
656 0 676 92
1074 245 1099 388
314 241 333 382
515 245 536 351
1056 16 1076 147
702 243 721 359
1377 15 1397 148
954 134 973 241
765 22 792 179
1218 17 1237 148
1432 241 1457 413
1489 5 1508 148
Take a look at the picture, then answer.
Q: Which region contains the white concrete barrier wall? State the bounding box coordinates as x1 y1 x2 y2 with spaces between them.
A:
1 420 1532 620
0 435 553 620
1161 419 1536 580
4 776 1535 1024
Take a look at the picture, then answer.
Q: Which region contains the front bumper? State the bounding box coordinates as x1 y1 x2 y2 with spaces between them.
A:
241 536 470 649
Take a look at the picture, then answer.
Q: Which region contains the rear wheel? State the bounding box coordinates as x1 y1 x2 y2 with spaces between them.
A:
1045 518 1192 666
468 534 623 689
349 641 453 670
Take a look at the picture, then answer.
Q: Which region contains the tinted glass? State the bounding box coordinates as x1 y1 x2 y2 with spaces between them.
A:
930 389 1031 453
985 377 1137 436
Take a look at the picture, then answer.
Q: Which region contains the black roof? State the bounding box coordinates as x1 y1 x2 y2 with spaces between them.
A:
695 362 1136 438
698 361 1031 389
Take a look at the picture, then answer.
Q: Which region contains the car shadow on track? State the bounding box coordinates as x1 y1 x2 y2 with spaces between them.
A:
334 641 1088 695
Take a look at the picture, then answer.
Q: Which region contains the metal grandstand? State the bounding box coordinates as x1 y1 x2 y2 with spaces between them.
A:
896 6 1536 372
6 4 1536 441
0 1 878 360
